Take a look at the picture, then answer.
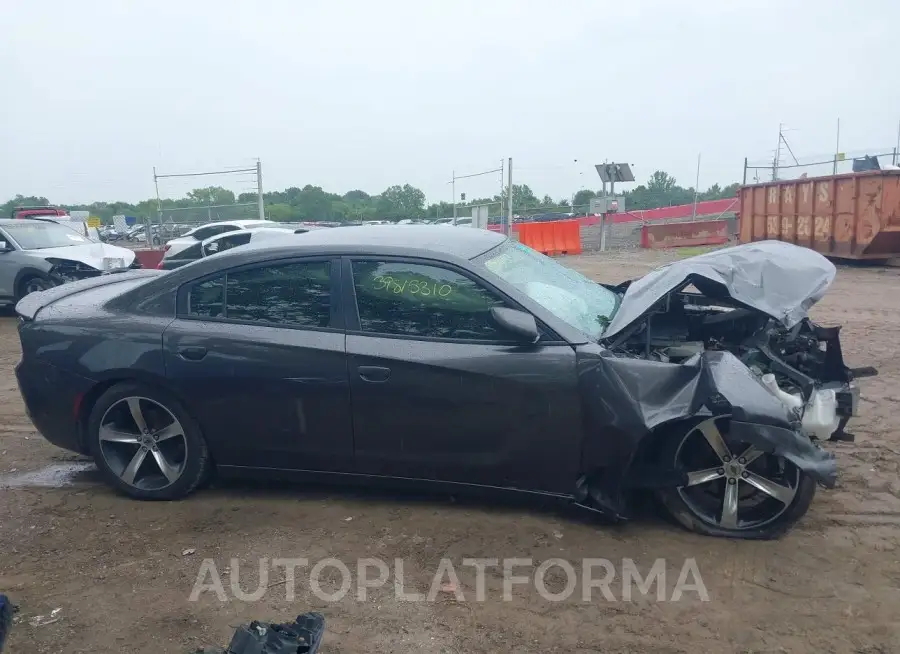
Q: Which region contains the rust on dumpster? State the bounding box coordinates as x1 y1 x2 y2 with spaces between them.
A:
738 170 900 259
640 220 729 249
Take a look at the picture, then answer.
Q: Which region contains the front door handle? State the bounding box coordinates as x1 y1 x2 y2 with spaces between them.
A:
358 365 391 383
177 346 208 361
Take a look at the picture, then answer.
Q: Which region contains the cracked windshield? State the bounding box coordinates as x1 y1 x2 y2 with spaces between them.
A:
479 241 619 338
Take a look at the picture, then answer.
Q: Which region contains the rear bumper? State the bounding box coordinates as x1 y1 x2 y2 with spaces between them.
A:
15 359 94 455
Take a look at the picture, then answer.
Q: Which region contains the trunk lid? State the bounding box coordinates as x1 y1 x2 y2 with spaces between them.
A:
15 269 163 320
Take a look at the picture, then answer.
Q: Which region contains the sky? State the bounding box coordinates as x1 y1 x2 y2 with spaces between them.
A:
2 0 899 206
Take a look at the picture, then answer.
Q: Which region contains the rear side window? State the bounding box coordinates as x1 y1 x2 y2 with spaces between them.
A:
203 231 251 257
186 261 332 328
188 277 225 318
192 224 234 240
167 242 202 260
351 260 509 341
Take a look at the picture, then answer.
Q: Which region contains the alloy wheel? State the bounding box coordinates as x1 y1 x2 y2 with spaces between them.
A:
675 416 800 531
23 278 52 295
98 396 188 490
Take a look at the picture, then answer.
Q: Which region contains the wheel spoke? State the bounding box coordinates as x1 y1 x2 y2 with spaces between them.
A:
685 467 725 487
151 449 180 484
698 420 732 462
127 398 148 433
153 422 183 443
737 445 765 465
744 472 795 505
121 448 148 485
720 481 740 528
98 425 138 444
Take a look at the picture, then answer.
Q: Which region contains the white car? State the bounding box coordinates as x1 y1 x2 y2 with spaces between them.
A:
0 219 137 303
199 227 300 257
158 224 331 269
161 219 273 261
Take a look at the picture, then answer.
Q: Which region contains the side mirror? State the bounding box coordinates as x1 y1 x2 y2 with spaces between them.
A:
0 241 10 252
491 307 541 345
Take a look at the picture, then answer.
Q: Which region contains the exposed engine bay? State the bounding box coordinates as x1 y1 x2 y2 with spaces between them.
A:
601 278 876 443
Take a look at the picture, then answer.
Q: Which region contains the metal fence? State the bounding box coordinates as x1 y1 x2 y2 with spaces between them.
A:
744 147 899 184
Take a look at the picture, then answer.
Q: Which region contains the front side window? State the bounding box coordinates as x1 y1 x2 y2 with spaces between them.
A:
186 261 331 328
351 260 510 340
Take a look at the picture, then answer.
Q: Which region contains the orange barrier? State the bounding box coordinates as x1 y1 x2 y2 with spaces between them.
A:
517 220 582 255
640 220 729 249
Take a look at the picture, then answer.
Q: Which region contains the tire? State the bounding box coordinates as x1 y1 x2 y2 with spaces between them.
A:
17 275 54 301
86 381 210 500
655 416 817 540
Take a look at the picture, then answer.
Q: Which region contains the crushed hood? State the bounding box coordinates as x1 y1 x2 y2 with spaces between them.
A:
602 240 836 339
29 242 137 271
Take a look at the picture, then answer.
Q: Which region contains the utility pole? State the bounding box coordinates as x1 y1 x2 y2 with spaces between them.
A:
256 159 265 221
895 119 899 165
833 119 841 175
452 170 457 226
153 166 162 217
691 153 701 220
506 158 513 237
773 123 783 181
499 159 504 221
153 166 162 249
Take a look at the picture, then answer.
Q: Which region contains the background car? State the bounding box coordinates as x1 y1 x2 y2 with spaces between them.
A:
161 219 273 261
157 224 330 270
0 218 137 304
14 227 853 539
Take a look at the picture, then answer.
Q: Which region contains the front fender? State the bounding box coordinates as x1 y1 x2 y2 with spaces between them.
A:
578 346 836 490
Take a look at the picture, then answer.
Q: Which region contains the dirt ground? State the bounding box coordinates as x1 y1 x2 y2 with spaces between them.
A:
2 249 900 653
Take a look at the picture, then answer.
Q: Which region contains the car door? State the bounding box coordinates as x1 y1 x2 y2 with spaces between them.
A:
162 256 354 472
0 226 19 299
344 257 582 494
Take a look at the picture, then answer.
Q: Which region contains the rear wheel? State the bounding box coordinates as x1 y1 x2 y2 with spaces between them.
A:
87 382 210 500
656 416 816 539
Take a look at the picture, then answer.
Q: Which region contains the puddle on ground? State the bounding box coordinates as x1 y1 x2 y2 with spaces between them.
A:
0 462 100 489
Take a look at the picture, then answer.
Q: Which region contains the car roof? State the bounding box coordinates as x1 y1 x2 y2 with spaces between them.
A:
241 224 505 259
183 219 270 233
148 225 506 287
0 218 55 225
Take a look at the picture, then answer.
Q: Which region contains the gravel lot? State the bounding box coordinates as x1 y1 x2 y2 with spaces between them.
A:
1 249 899 653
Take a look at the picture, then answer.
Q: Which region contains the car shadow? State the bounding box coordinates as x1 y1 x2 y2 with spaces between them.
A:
197 475 670 531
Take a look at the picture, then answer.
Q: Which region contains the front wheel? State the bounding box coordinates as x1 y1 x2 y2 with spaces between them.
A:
656 416 817 540
17 275 54 300
87 382 211 500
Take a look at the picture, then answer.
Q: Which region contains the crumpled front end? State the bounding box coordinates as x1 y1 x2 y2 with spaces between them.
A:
575 346 838 518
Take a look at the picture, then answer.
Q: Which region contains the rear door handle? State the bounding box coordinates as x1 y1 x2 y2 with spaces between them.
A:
358 365 391 383
177 346 208 361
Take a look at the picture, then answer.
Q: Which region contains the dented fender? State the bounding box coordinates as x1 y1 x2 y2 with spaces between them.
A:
576 344 838 494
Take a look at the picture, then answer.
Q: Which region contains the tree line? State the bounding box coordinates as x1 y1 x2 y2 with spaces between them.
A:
2 170 740 225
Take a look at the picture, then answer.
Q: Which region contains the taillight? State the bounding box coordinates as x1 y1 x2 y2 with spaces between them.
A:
156 261 165 270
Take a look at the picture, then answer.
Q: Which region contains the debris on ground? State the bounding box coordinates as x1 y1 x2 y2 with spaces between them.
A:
27 607 61 628
182 548 196 556
193 612 325 654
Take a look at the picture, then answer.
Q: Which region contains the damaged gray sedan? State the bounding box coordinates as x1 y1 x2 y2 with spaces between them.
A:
14 226 873 539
